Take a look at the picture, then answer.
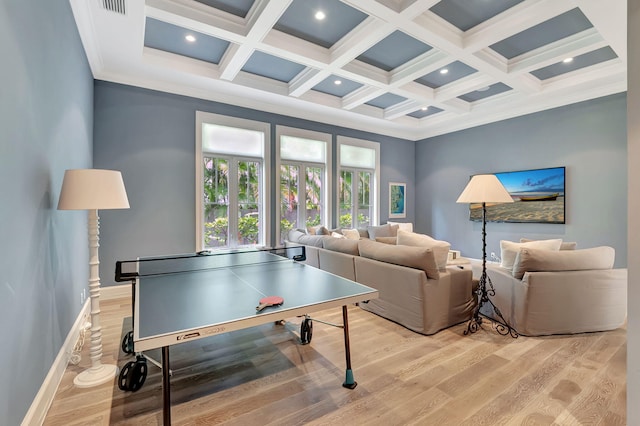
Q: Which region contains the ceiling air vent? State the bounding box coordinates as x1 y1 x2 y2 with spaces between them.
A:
101 0 126 15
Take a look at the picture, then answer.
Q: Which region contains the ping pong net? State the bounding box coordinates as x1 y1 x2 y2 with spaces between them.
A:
115 246 306 282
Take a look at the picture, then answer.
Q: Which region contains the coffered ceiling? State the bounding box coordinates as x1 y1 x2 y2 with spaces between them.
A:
70 0 627 140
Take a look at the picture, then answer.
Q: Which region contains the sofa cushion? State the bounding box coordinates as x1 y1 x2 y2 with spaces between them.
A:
375 236 397 245
387 221 413 232
500 239 563 269
322 237 359 255
358 238 440 280
287 228 307 243
367 223 398 239
297 234 331 247
396 229 450 270
512 246 615 279
343 228 361 240
520 238 577 250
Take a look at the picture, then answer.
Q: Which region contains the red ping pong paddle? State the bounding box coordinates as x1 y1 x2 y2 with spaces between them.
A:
256 295 284 312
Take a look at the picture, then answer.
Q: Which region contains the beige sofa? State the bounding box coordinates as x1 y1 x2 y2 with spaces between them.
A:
286 229 475 335
471 245 627 336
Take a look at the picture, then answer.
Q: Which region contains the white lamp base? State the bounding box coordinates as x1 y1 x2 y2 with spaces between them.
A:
74 363 119 388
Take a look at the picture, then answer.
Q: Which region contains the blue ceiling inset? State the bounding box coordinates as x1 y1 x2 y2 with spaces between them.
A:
415 61 477 88
193 0 255 18
458 83 512 102
312 75 363 97
491 8 593 59
242 50 306 83
274 0 367 48
366 93 407 109
357 31 432 72
408 106 444 119
144 18 230 64
430 0 525 32
530 46 618 80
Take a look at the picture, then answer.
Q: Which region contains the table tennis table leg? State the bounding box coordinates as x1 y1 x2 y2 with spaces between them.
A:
341 305 357 389
162 346 171 425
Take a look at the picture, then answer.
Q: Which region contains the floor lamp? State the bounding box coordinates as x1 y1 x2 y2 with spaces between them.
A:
58 169 130 387
456 174 518 338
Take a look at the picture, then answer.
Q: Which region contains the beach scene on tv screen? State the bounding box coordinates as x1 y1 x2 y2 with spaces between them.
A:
470 167 565 224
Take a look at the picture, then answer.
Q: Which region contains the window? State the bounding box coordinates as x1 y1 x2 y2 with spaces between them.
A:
196 112 270 250
276 126 331 244
337 136 380 228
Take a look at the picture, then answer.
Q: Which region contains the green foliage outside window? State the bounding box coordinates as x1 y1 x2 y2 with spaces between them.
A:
338 213 368 229
238 214 259 244
205 217 228 246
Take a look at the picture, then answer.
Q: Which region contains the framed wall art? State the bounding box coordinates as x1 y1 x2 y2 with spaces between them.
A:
389 182 406 218
469 166 566 224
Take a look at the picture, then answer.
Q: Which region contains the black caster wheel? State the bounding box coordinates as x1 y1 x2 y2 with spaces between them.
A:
121 330 134 355
118 355 148 392
300 318 313 345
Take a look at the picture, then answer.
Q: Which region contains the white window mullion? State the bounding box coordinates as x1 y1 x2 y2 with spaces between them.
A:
228 159 239 247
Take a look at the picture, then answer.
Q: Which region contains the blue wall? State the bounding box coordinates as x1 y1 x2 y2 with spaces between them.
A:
93 81 417 284
416 93 627 268
0 0 94 424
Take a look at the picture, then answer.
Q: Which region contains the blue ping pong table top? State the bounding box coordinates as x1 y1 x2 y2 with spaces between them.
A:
132 251 378 351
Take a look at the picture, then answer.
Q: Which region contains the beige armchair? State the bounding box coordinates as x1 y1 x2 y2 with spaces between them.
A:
472 246 627 336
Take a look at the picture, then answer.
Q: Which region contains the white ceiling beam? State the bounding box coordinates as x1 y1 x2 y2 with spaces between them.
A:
434 73 498 101
384 99 425 120
145 0 246 43
219 0 292 81
508 28 607 74
463 0 577 52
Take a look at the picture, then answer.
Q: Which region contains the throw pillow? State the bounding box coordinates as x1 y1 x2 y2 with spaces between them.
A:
358 238 440 280
331 231 346 239
512 246 615 279
343 228 361 240
367 223 395 239
307 225 330 235
396 229 451 270
520 238 577 250
323 238 359 255
387 221 413 232
500 239 563 269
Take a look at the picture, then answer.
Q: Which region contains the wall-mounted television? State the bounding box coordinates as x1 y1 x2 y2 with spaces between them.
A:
469 166 566 224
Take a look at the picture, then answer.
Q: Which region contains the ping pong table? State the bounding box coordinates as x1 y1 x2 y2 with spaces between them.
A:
115 247 378 425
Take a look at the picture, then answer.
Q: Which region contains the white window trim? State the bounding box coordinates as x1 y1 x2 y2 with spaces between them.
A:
275 126 332 242
337 135 380 226
195 111 271 251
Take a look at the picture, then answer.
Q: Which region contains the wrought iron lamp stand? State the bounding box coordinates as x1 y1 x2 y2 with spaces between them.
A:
464 202 518 338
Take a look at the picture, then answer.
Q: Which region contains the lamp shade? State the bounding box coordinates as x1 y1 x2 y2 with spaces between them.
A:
456 174 514 204
58 169 130 210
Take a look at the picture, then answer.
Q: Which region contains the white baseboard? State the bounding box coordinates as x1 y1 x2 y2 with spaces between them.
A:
22 298 91 426
101 283 131 300
21 284 130 425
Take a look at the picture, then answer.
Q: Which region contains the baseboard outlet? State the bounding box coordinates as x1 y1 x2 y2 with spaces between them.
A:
21 298 91 426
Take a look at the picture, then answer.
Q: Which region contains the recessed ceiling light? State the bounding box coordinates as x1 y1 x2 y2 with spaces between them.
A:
185 34 196 43
334 80 342 85
476 86 491 92
440 68 449 75
315 10 326 20
563 57 574 63
421 107 428 111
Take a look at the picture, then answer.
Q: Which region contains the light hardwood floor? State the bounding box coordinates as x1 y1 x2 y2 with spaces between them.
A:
43 296 626 425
